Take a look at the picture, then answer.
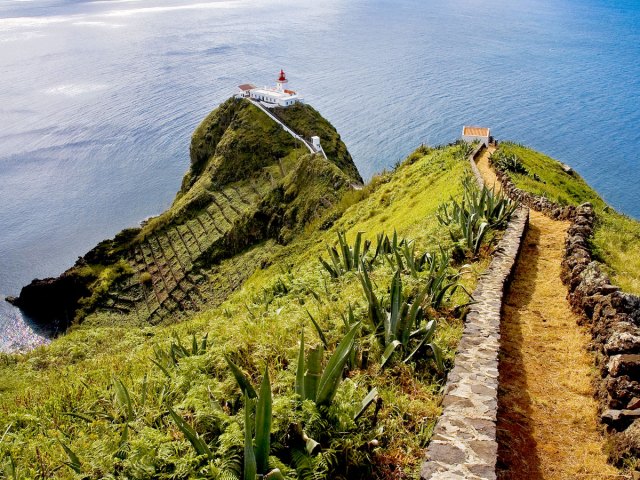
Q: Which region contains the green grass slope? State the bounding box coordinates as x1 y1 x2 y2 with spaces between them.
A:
11 99 360 330
271 103 363 184
494 142 640 294
0 143 492 479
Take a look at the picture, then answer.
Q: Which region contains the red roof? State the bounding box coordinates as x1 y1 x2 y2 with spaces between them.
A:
238 83 256 91
463 126 490 137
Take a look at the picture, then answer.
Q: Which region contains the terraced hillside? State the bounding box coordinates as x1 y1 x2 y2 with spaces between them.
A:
10 98 361 329
96 177 276 326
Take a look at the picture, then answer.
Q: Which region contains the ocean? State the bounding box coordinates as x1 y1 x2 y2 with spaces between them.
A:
1 0 638 351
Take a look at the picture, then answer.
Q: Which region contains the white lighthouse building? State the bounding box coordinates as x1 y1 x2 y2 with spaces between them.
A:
237 70 304 107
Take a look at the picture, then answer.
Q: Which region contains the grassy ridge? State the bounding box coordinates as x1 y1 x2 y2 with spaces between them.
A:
13 99 361 329
496 142 640 294
0 144 489 479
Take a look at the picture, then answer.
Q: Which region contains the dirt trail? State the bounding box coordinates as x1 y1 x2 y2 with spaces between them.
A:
475 148 620 479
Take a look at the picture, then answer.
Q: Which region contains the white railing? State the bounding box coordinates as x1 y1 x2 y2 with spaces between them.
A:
247 99 321 156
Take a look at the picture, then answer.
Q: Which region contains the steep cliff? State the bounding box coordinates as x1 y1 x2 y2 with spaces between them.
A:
9 98 361 329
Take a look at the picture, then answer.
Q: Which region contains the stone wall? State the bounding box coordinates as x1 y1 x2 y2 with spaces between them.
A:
492 157 640 469
468 143 485 188
491 162 576 221
561 203 640 466
419 148 530 479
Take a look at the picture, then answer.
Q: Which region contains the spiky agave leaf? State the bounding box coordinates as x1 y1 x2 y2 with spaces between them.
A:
225 356 258 399
113 377 133 423
264 468 286 479
318 256 339 278
150 357 172 378
404 319 442 371
243 395 257 480
306 310 328 348
255 367 272 474
354 387 379 421
295 329 305 399
303 346 323 402
337 230 352 271
58 440 81 473
388 269 402 344
169 408 213 459
315 322 360 407
358 263 385 336
380 340 402 369
352 231 363 269
191 334 198 355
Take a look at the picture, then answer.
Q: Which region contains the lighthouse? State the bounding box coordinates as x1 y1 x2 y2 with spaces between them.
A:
276 69 288 92
237 69 304 107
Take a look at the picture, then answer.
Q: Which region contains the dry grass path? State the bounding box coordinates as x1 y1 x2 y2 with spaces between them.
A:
475 148 621 479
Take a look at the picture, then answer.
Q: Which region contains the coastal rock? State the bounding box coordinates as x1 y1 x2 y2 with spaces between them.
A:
628 397 640 410
601 408 640 428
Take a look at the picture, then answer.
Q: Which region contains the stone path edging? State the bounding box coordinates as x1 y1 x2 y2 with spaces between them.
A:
468 144 485 188
561 204 640 464
419 148 529 480
491 159 575 221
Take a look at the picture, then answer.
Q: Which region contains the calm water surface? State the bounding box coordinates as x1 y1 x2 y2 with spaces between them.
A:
1 0 638 350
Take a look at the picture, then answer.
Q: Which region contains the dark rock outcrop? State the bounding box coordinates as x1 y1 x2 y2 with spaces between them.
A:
7 270 94 330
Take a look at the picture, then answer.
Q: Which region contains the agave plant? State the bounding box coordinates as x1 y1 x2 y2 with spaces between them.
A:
224 360 283 480
151 332 209 377
358 266 443 370
168 408 213 460
440 207 489 258
422 248 471 309
489 151 528 175
319 231 370 278
371 230 407 268
437 176 517 257
295 321 361 407
438 176 518 228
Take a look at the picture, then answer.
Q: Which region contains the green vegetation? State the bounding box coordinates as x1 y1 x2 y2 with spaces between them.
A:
437 177 518 258
496 142 640 294
0 139 503 478
13 98 360 328
271 104 362 184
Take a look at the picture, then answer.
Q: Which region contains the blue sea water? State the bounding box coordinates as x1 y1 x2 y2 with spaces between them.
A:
0 0 638 351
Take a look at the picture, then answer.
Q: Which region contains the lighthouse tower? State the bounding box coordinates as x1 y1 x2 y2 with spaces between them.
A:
276 69 288 92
